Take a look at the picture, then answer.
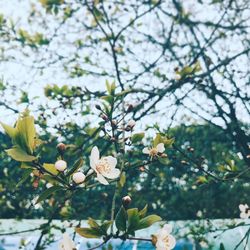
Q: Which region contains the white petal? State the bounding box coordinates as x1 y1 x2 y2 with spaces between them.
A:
142 147 150 154
106 156 117 168
163 224 172 233
97 173 109 185
168 234 176 249
156 240 166 250
105 168 120 179
240 212 248 219
61 233 76 250
58 242 63 250
239 204 248 212
156 143 165 153
90 146 99 169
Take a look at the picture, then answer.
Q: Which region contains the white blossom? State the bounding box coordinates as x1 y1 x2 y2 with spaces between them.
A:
155 224 176 250
239 204 250 219
127 119 136 128
55 160 67 172
58 233 76 250
72 172 86 184
143 143 165 157
90 146 120 185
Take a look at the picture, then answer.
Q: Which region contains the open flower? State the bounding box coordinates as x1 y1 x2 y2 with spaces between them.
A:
59 233 76 250
155 224 176 250
90 146 120 185
239 204 250 219
143 143 165 157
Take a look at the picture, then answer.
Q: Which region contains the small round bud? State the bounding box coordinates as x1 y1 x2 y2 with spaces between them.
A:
95 104 102 110
139 166 145 172
33 170 42 177
122 195 132 208
55 160 67 172
57 143 66 154
33 179 39 188
111 120 117 128
127 104 134 112
72 172 86 184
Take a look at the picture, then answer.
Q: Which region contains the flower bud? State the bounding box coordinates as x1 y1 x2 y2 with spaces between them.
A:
122 195 132 208
57 143 66 154
95 104 102 110
111 120 117 128
139 166 145 172
100 114 108 121
127 119 136 129
72 172 86 184
127 104 134 112
55 160 67 172
33 178 39 188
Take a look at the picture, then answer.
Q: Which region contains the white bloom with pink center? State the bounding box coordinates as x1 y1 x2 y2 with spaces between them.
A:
239 204 250 219
143 143 165 157
58 233 76 250
155 224 176 250
90 146 120 185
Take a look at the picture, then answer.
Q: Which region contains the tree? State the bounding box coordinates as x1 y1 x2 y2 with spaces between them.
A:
0 0 249 249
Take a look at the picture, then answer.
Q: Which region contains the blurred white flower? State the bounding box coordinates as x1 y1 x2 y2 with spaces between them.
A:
239 204 250 219
155 224 176 250
143 143 165 157
58 233 76 250
127 119 136 128
72 172 86 184
90 146 120 185
55 160 67 172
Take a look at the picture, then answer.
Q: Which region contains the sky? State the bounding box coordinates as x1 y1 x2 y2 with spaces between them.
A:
0 0 249 132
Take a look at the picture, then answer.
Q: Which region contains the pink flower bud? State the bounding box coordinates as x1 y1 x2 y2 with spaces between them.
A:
55 160 67 172
72 172 86 184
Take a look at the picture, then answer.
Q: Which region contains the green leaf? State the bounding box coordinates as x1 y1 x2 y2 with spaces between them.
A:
138 205 148 218
75 227 103 238
15 113 36 154
20 162 34 169
16 169 33 187
100 221 112 234
158 157 169 165
153 134 174 148
101 95 114 105
88 218 100 230
119 172 126 188
43 163 59 175
137 215 161 230
0 122 17 138
131 133 145 144
127 208 140 233
115 206 127 231
36 186 62 204
110 82 116 95
6 147 36 162
153 133 163 147
66 158 83 176
106 80 111 94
